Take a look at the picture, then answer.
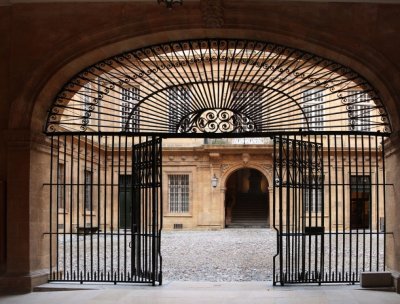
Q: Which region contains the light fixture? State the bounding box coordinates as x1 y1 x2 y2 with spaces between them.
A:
158 0 183 9
211 174 218 188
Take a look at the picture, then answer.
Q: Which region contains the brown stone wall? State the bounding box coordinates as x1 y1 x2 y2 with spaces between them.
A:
385 134 400 272
0 6 11 276
1 0 400 292
0 2 398 132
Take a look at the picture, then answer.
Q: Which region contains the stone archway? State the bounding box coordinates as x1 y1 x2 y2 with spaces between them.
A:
2 1 400 292
225 168 269 228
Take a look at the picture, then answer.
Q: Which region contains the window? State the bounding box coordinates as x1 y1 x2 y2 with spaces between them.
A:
348 91 371 131
303 175 323 213
168 174 189 213
57 163 65 209
84 170 92 211
303 89 324 130
350 175 371 229
121 86 140 132
168 87 191 132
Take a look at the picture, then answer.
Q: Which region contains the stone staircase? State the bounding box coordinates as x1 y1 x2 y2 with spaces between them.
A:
227 193 269 228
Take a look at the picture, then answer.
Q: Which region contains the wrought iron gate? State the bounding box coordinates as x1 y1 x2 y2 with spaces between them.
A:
48 135 162 285
273 133 387 285
43 38 392 286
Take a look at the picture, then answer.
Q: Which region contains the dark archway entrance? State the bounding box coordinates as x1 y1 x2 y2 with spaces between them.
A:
44 38 391 286
225 169 269 228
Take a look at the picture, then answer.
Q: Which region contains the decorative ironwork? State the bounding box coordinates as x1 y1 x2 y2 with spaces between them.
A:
43 39 390 287
273 135 387 285
178 108 256 133
45 39 391 135
158 0 182 9
48 135 162 285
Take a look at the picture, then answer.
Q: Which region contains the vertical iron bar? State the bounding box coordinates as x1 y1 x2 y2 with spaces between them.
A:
133 137 139 282
314 135 318 282
334 135 339 281
320 133 324 285
327 134 332 280
300 138 306 280
279 135 283 285
285 136 290 283
104 136 108 277
361 134 366 273
152 136 157 285
77 135 81 281
111 135 115 280
97 134 101 279
355 133 359 279
348 134 352 281
56 135 60 280
341 134 345 280
70 134 74 279
66 135 73 279
83 135 89 280
292 136 297 282
145 136 150 282
63 135 67 280
368 134 372 271
159 138 163 285
375 135 379 271
124 135 128 280
117 134 121 280
272 136 277 285
130 136 135 281
49 136 54 280
382 135 386 271
307 134 314 281
83 135 88 279
90 135 94 280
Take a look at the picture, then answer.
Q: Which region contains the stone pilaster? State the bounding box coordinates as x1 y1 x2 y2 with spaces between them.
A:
384 132 400 273
0 130 48 293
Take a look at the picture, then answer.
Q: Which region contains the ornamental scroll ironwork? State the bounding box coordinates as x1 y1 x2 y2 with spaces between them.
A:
45 38 392 135
178 109 256 133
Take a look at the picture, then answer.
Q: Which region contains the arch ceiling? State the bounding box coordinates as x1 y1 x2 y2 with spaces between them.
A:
45 39 391 135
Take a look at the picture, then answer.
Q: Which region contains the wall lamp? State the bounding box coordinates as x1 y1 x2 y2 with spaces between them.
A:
211 174 219 188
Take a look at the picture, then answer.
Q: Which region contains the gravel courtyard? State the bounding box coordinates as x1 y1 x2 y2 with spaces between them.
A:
57 228 384 282
161 229 276 282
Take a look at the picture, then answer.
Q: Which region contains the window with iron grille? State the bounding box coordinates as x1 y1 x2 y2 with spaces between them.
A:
350 175 371 192
168 174 189 213
168 87 191 132
348 91 371 131
350 175 371 229
121 86 140 132
57 163 65 209
84 170 92 211
303 89 324 130
303 175 323 213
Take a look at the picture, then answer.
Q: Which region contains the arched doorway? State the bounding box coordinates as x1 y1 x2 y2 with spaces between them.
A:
225 168 269 228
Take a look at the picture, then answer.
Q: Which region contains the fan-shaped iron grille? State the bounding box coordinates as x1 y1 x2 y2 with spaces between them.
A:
45 39 391 135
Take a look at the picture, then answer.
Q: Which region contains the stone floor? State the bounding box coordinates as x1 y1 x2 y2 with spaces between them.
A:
0 281 399 304
55 229 385 282
2 229 393 303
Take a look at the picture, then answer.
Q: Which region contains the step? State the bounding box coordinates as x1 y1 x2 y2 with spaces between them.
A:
230 223 268 227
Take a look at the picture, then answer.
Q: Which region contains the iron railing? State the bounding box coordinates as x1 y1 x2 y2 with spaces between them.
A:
47 135 162 285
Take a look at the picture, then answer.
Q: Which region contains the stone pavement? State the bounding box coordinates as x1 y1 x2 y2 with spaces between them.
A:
0 281 399 304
